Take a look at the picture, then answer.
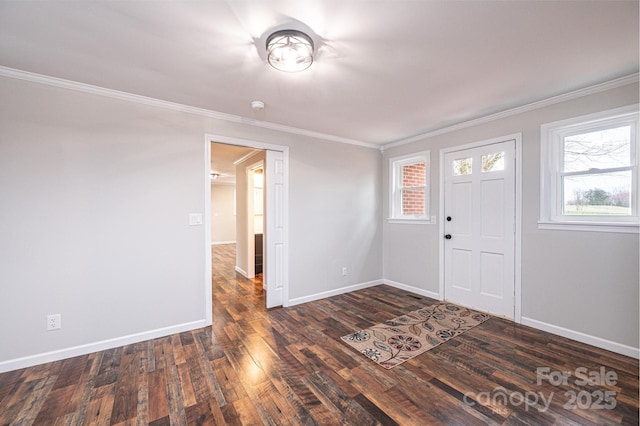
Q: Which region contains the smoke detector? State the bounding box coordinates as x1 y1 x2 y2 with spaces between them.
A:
251 100 265 110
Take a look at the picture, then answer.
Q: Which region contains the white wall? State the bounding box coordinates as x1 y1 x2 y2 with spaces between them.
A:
0 74 383 371
382 81 639 353
288 140 383 301
210 184 235 244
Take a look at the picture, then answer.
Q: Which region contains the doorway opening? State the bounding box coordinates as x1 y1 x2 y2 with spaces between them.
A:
244 160 265 281
204 134 289 324
248 163 264 279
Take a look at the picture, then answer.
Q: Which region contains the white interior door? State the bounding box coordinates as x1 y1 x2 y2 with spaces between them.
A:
444 139 515 318
265 150 285 308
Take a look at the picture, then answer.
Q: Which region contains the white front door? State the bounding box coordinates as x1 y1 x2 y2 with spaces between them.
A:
265 150 285 308
443 139 516 318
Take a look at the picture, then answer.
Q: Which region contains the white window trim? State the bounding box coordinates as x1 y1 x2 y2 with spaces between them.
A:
388 150 431 224
539 104 640 233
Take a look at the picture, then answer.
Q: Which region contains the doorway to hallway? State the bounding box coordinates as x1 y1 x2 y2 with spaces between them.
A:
205 134 289 317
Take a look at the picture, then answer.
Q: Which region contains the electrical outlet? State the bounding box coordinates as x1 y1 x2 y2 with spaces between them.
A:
47 314 61 331
342 267 348 276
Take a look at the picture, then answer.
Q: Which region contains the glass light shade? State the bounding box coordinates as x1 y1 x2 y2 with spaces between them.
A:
266 30 314 72
253 169 263 188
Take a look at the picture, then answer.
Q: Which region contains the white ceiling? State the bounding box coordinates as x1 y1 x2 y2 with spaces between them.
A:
0 1 638 146
210 143 258 185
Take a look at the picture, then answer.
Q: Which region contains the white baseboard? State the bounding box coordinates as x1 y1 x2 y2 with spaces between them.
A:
380 283 638 359
212 240 236 245
521 317 639 360
382 279 442 300
235 266 248 278
286 279 383 307
4 285 635 374
0 319 209 374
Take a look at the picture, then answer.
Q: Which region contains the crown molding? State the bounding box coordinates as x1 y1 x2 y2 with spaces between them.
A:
3 66 636 152
0 66 378 150
233 150 261 165
383 73 640 150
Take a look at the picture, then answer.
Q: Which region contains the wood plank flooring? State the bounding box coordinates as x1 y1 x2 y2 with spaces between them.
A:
0 243 638 425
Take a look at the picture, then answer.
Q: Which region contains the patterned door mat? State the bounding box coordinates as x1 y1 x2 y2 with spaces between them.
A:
341 303 492 369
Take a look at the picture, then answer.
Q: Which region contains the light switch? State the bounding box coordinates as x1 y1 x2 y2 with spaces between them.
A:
189 213 203 226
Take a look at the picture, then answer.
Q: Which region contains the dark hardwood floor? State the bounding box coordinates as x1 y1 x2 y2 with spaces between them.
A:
0 243 638 425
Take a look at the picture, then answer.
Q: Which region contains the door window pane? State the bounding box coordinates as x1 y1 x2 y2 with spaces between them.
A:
482 152 505 172
453 158 472 175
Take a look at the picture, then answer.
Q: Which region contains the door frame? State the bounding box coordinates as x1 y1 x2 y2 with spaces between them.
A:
204 134 290 325
438 133 522 323
246 160 264 280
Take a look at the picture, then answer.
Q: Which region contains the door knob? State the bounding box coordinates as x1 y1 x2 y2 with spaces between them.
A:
445 234 452 239
446 216 452 221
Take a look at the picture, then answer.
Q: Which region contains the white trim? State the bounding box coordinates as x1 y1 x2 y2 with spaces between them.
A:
439 133 523 322
538 221 639 234
2 66 636 151
212 240 236 245
235 265 249 278
204 139 213 326
521 317 639 360
209 134 288 155
539 104 639 231
514 136 523 323
384 73 639 149
387 219 433 225
5 66 636 154
287 280 383 307
0 66 377 150
383 279 442 300
540 103 640 134
388 150 431 222
207 133 290 308
0 319 208 373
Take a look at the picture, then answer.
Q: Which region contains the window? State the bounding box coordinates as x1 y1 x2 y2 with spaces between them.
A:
540 104 639 233
389 151 430 223
453 157 472 175
482 152 505 173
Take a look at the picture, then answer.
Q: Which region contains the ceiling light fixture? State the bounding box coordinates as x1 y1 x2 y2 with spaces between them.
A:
266 30 314 72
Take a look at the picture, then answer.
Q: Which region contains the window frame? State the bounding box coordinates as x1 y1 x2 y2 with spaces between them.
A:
539 104 639 233
388 151 431 224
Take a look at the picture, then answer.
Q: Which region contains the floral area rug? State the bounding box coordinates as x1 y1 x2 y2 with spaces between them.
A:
341 303 491 369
